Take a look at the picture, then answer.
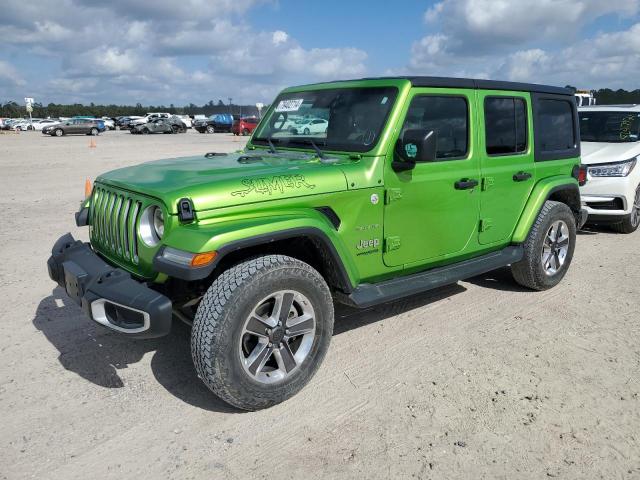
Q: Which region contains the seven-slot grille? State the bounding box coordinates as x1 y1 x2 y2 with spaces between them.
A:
90 186 143 264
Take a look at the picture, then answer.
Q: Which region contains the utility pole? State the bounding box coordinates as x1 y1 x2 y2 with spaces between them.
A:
25 97 34 128
228 97 232 116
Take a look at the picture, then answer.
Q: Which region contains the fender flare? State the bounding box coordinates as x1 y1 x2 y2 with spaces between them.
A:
154 226 355 292
512 178 581 243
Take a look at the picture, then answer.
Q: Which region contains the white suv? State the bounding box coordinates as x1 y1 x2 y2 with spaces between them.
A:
579 105 640 233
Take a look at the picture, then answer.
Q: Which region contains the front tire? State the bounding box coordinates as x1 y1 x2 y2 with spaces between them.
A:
90 128 98 136
206 125 215 134
191 255 334 411
54 128 63 137
511 200 576 291
612 186 640 234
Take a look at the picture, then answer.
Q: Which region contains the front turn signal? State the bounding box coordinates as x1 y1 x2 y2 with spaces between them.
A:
84 178 93 199
191 251 217 267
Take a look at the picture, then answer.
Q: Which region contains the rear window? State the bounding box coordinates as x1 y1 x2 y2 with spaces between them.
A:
538 99 575 151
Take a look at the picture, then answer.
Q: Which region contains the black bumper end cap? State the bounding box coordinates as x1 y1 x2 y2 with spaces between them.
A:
47 233 172 338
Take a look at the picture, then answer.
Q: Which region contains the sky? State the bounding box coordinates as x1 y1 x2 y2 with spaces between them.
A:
1 0 639 106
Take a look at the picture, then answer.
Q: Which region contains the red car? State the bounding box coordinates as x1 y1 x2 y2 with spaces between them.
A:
232 117 259 136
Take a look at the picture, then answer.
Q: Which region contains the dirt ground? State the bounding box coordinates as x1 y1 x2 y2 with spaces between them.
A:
0 129 638 480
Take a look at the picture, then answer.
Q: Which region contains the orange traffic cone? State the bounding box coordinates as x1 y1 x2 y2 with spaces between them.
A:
89 138 96 148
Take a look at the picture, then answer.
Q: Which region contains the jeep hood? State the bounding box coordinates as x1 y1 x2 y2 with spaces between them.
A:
96 151 349 213
581 141 640 165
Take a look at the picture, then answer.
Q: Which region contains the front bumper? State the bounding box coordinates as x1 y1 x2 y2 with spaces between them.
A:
47 233 172 338
580 174 637 218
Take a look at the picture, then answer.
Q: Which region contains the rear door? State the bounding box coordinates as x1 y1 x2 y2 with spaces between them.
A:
383 89 481 267
477 91 536 244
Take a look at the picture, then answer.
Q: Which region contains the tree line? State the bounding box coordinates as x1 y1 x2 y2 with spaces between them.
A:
0 99 264 119
3 88 640 119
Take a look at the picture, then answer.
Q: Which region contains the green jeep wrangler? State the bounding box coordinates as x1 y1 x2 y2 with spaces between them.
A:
48 77 587 410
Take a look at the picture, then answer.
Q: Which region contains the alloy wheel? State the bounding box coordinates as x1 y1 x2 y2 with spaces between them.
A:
239 290 316 384
631 186 640 228
541 220 570 276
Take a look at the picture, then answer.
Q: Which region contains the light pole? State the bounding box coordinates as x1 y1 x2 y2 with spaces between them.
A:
228 97 232 116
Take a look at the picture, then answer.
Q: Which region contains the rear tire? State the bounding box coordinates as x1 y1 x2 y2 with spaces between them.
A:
191 255 334 411
511 201 576 291
242 128 250 136
612 186 640 234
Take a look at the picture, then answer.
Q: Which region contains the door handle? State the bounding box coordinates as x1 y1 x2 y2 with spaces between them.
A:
513 171 532 182
454 178 479 190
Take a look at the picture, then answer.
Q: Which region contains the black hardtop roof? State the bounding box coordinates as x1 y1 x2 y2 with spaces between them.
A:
361 76 572 96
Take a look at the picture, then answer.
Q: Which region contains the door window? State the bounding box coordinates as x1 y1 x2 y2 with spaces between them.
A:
402 96 468 160
484 97 527 155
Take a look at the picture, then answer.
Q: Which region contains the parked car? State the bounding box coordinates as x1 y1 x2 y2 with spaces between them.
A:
31 119 60 131
176 115 192 129
579 104 640 233
116 116 143 130
42 118 105 136
193 114 234 133
10 120 35 131
48 76 586 411
101 117 116 130
130 113 171 127
131 117 186 134
232 116 259 136
290 118 329 135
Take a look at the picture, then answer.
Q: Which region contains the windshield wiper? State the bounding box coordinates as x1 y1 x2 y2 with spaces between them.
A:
303 138 325 159
267 132 278 153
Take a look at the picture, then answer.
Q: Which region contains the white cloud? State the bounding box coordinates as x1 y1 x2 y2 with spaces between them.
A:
272 30 289 45
497 23 640 88
0 1 368 104
407 0 640 89
425 0 639 48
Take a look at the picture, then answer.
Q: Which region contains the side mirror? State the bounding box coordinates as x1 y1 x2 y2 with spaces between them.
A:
392 129 437 172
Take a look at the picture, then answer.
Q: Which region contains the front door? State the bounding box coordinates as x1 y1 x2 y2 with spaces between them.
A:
477 92 536 244
383 89 481 267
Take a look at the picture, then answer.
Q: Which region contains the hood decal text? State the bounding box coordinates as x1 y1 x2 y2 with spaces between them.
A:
231 174 316 197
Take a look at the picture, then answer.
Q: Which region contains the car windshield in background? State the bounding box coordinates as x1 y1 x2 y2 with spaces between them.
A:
253 87 398 152
579 111 640 143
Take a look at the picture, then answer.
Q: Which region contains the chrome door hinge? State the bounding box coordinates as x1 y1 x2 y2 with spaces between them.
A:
479 218 493 232
384 236 401 252
384 188 403 204
482 177 495 191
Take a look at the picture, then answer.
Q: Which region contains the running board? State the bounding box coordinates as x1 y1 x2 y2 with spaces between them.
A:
341 245 524 308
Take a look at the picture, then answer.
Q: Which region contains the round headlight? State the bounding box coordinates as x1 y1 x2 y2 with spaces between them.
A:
153 207 164 237
139 205 164 247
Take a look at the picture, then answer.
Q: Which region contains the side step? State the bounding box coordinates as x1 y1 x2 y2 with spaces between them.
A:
341 245 524 308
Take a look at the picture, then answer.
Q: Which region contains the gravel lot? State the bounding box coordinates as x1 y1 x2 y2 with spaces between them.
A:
1 129 639 479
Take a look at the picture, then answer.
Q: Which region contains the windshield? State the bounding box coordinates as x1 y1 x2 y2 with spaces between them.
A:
253 87 398 152
579 111 640 142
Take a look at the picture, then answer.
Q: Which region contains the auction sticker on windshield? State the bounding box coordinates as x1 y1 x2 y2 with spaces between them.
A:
275 99 304 112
